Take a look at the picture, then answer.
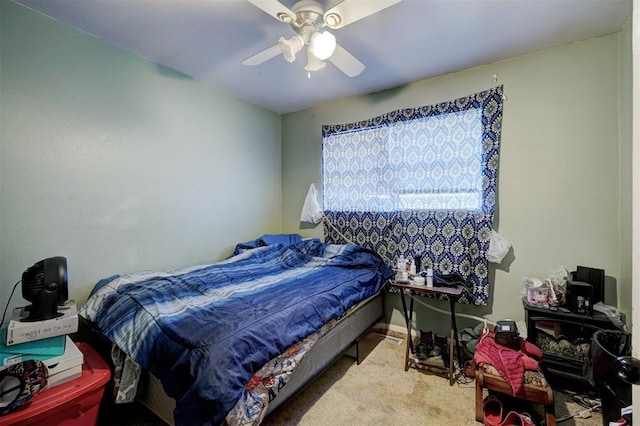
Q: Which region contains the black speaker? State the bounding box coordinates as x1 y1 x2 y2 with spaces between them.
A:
567 280 594 315
574 266 604 304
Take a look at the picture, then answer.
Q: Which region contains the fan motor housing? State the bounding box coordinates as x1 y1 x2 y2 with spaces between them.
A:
291 0 325 29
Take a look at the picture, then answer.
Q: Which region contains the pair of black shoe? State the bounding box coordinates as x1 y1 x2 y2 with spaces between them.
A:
414 330 450 367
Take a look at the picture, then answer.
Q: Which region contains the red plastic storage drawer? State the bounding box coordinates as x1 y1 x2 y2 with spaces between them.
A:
2 342 111 426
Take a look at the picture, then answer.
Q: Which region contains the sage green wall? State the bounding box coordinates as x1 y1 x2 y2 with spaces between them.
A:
1 1 631 335
282 33 630 332
619 18 633 331
0 1 282 314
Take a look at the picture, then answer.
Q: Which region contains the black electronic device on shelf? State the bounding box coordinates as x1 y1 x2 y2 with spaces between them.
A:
21 256 69 322
566 265 605 315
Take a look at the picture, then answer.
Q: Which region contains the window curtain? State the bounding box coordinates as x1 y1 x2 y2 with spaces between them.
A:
322 86 503 305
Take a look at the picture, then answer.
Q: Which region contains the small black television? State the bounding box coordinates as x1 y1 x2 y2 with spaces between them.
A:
21 256 69 322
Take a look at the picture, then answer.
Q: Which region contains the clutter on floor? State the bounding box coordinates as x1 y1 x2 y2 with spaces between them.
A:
263 331 604 426
414 330 450 367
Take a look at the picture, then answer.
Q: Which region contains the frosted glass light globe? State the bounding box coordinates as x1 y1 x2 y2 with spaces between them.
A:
311 31 336 60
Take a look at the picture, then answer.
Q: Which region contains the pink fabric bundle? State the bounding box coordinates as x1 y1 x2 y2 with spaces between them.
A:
473 329 543 395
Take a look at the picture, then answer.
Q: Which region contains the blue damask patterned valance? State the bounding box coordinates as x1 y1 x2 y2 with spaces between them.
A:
321 86 503 305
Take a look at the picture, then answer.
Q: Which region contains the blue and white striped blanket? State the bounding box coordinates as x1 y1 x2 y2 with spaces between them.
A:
80 237 391 425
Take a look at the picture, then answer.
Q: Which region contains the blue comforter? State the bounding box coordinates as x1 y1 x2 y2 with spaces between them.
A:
80 237 391 425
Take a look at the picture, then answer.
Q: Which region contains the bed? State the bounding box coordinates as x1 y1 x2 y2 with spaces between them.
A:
79 234 392 425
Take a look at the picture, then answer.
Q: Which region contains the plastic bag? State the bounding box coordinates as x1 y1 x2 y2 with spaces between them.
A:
521 267 568 307
299 183 323 224
487 229 511 263
522 276 548 306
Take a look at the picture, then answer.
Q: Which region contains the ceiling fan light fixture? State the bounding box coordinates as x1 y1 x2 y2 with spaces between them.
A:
305 48 326 72
310 31 336 60
278 35 304 63
246 0 401 77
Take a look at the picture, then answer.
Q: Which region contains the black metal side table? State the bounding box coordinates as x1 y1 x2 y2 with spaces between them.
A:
390 281 464 385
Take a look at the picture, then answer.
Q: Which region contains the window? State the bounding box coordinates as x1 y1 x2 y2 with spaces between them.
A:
321 86 504 304
323 108 484 212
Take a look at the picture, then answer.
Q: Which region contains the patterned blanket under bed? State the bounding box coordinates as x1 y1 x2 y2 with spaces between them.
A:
108 313 341 425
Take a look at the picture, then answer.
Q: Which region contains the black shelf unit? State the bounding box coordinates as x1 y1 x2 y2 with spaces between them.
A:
523 302 624 389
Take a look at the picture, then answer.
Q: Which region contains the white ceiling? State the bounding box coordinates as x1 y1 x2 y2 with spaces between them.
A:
14 0 633 114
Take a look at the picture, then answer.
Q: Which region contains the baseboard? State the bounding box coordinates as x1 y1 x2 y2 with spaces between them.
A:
371 322 414 340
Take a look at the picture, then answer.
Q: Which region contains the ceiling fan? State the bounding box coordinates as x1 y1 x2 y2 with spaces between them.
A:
243 0 402 77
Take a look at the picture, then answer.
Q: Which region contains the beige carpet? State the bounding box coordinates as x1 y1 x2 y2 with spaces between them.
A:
262 333 603 426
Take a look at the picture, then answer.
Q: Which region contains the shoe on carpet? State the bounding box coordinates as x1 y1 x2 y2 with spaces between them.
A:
415 342 430 360
499 410 535 426
482 395 503 426
433 334 450 367
419 330 434 352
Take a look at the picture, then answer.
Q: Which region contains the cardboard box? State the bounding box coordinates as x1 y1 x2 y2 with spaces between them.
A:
0 328 66 367
45 337 84 388
5 301 78 346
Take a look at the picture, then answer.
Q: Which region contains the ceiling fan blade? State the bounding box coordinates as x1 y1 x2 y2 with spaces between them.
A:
324 0 402 29
329 44 365 77
247 0 295 23
242 43 282 66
